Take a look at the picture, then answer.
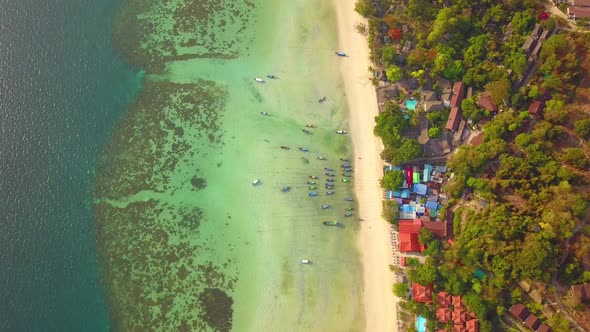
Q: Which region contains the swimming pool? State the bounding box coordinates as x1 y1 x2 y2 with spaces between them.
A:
415 315 427 332
405 98 418 111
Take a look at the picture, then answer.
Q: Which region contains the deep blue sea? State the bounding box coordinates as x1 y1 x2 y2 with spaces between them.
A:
0 0 139 330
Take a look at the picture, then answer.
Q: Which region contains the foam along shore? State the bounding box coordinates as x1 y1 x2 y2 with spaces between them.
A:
333 1 399 331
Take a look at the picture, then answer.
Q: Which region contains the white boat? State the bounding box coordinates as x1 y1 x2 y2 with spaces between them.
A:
300 259 311 264
255 78 265 83
336 130 347 134
252 179 260 186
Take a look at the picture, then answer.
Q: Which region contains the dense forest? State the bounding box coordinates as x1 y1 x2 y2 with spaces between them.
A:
358 0 590 330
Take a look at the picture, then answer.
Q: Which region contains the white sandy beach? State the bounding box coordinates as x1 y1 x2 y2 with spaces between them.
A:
333 1 399 331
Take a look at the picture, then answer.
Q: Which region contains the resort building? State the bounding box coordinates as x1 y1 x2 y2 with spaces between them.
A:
568 4 590 19
446 81 467 132
508 303 553 331
572 283 590 302
476 92 498 112
398 219 423 253
434 292 479 331
412 283 433 303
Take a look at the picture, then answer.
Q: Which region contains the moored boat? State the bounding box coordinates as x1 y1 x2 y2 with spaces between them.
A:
344 197 353 201
282 187 291 192
342 173 352 177
301 259 311 264
325 173 335 177
252 179 261 186
326 178 334 182
318 96 327 103
307 181 316 185
335 51 346 57
341 164 351 168
309 175 319 179
336 130 347 134
280 146 290 150
317 156 327 160
325 167 334 171
344 213 353 217
266 74 276 79
323 221 340 226
299 147 309 152
309 186 317 190
340 158 349 161
302 129 312 134
326 191 335 195
321 205 331 209
341 179 349 183
305 124 317 128
308 192 318 197
255 78 265 83
260 111 269 116
345 207 354 211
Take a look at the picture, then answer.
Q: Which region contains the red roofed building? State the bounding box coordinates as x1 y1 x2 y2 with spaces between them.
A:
509 303 530 321
438 291 451 307
524 314 541 330
572 283 590 302
437 307 452 323
453 326 467 332
528 100 544 119
453 308 467 325
413 282 433 303
572 0 590 6
446 106 462 132
399 219 424 253
452 295 463 308
451 81 466 107
536 323 552 332
423 219 448 238
568 5 590 19
466 319 479 332
477 92 498 112
399 233 420 252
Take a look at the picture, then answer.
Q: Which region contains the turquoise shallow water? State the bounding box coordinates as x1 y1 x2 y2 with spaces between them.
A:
94 0 365 330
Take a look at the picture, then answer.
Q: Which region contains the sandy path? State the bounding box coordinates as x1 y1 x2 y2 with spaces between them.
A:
332 1 399 331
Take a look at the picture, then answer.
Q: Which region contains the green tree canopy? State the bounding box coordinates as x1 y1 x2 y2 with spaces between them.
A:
381 45 398 67
388 139 422 164
484 78 511 106
573 118 590 138
464 34 491 67
392 282 409 298
354 0 376 17
562 148 589 169
461 97 488 122
380 169 404 190
510 11 535 35
386 65 403 82
374 103 408 148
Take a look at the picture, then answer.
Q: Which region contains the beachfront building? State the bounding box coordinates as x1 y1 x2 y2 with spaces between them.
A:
398 219 423 253
412 283 433 303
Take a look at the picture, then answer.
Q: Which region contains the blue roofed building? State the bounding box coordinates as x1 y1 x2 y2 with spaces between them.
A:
413 183 428 196
423 164 433 182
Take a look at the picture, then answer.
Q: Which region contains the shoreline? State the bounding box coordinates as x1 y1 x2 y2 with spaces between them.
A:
333 1 399 331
